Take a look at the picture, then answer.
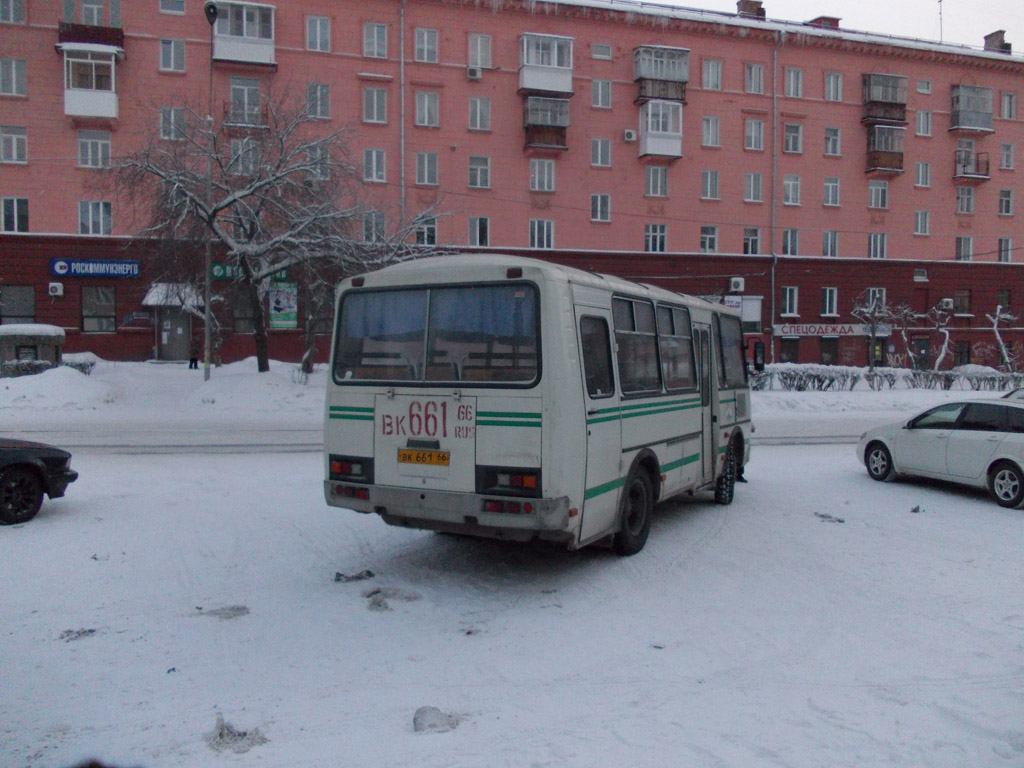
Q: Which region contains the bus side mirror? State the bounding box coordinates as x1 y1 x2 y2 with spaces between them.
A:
752 340 765 372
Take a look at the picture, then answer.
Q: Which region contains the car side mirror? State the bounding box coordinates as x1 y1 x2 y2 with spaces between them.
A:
752 340 765 372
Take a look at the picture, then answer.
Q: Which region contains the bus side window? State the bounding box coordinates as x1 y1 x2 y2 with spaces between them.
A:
580 316 615 398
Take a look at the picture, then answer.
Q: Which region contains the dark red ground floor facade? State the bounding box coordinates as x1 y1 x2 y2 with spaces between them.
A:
2 234 1023 370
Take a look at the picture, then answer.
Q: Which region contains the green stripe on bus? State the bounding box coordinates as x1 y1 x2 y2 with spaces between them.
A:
329 406 373 413
477 411 542 419
329 406 374 421
477 420 541 428
587 414 622 425
621 403 701 420
662 453 700 472
584 476 626 500
329 413 374 421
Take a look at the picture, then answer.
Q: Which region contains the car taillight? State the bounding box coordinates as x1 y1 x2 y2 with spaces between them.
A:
476 466 542 498
329 454 374 484
481 500 533 514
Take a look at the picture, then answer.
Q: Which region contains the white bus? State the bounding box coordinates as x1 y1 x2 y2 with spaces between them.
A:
324 255 752 555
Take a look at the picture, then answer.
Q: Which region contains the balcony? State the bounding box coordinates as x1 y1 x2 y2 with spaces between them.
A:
639 101 682 158
865 124 905 175
58 21 124 49
953 150 991 181
950 85 994 133
866 150 904 175
523 96 568 150
223 101 267 128
212 1 276 66
862 73 908 125
633 46 688 104
519 34 573 96
59 45 123 121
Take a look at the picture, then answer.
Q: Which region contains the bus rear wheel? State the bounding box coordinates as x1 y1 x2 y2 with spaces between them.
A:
613 469 653 556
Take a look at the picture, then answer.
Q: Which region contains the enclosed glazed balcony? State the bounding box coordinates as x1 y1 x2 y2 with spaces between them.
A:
950 85 994 133
523 97 569 150
865 124 905 175
59 44 124 120
633 46 689 104
212 1 276 66
639 100 682 158
953 150 991 180
519 34 573 96
862 73 908 125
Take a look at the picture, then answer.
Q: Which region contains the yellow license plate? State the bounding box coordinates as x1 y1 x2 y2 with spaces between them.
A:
397 448 451 467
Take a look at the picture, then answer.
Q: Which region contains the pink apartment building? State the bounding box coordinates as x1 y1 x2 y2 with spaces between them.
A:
1 0 1023 366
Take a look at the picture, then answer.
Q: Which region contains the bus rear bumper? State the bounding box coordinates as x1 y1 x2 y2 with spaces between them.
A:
324 482 575 543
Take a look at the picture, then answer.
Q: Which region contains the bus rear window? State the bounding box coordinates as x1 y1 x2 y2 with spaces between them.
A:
717 314 746 389
334 283 539 385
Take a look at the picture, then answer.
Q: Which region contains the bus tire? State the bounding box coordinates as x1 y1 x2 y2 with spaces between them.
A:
613 469 653 556
714 443 737 505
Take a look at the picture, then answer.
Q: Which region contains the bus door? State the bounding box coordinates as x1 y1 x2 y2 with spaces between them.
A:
575 306 623 544
694 323 715 484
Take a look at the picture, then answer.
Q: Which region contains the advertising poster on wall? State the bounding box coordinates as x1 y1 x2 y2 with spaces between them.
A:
269 283 298 329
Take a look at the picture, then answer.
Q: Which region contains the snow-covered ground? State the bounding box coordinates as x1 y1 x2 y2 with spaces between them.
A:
2 360 1023 768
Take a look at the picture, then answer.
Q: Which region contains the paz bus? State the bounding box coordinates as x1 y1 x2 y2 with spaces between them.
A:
323 255 752 555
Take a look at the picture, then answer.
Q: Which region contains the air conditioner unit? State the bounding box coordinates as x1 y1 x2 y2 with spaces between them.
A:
48 282 64 297
939 298 955 310
466 66 482 81
729 277 745 293
623 129 637 143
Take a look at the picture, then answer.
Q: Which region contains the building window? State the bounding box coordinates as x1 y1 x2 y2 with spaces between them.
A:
702 58 722 90
916 161 931 187
1001 143 1015 170
821 287 838 316
0 124 26 163
415 91 439 127
699 225 717 253
415 28 438 63
780 338 799 363
955 235 973 261
592 79 611 108
363 22 387 58
64 50 115 93
914 210 930 235
997 288 1011 309
159 107 185 140
917 79 932 94
0 285 34 323
307 145 329 181
159 39 185 72
782 286 798 316
77 130 110 167
782 229 799 255
363 149 385 182
0 58 26 96
744 172 762 203
824 72 842 102
415 152 438 185
530 219 554 248
363 211 385 243
868 232 887 259
701 169 719 200
591 43 612 60
743 227 760 254
306 83 330 119
868 179 888 209
783 123 803 153
229 137 257 174
216 3 274 40
785 67 803 98
822 230 838 257
160 0 185 12
81 286 115 333
469 216 489 246
999 237 1013 262
1000 189 1014 215
229 77 260 124
644 223 666 252
1 197 28 232
79 200 111 235
591 138 611 167
783 174 800 206
468 97 490 130
306 16 330 52
415 217 436 246
469 33 492 68
953 289 971 314
916 110 932 136
363 87 386 123
591 194 611 222
642 100 682 136
823 177 840 207
0 0 25 22
744 119 764 151
81 0 103 25
530 158 555 192
702 116 720 147
231 290 254 333
646 166 667 197
824 126 841 156
745 63 764 94
867 287 887 309
468 155 490 188
1002 92 1017 120
953 341 970 366
956 186 975 214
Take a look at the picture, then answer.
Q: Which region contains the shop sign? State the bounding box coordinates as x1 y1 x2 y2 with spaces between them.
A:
269 282 298 329
211 262 240 280
122 311 154 326
50 259 140 278
773 323 891 337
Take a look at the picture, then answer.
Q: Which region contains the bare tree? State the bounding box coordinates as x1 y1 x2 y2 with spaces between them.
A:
925 304 953 370
986 303 1019 372
891 302 926 370
112 90 442 373
851 290 896 371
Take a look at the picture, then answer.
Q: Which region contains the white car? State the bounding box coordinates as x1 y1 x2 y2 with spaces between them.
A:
857 399 1024 508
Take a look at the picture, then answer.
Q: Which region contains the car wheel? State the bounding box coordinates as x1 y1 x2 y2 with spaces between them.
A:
715 442 737 505
989 461 1024 508
865 442 895 482
0 466 44 525
613 469 653 556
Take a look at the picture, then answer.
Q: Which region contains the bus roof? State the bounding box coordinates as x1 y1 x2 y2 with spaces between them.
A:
351 254 737 315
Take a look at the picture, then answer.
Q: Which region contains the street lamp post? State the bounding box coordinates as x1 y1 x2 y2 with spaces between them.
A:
203 1 218 382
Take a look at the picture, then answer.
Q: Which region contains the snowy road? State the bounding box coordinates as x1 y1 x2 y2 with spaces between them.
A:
4 444 1023 768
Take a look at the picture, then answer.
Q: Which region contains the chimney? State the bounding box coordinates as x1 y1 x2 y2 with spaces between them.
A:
984 30 1012 54
736 1 766 20
806 16 840 30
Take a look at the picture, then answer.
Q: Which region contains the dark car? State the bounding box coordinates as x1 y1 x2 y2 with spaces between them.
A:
0 439 78 525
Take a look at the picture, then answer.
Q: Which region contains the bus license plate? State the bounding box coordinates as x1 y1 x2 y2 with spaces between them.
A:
397 448 451 467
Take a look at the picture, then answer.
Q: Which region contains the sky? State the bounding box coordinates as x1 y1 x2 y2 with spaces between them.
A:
678 0 1024 50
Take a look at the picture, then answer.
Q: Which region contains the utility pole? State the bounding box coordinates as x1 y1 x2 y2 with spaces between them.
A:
203 1 218 381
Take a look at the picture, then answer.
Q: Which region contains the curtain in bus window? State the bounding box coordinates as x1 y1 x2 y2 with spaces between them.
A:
428 285 538 382
335 289 427 380
717 315 747 389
